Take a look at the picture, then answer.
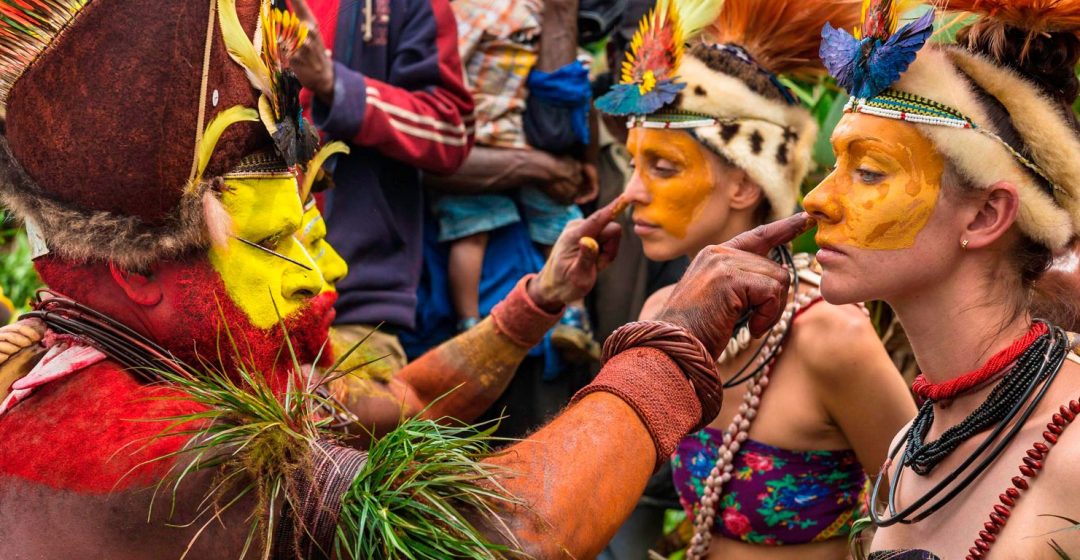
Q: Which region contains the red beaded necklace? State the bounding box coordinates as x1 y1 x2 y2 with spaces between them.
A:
912 322 1049 401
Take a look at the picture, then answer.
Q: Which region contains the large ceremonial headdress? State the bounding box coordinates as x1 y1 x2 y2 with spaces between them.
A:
821 0 1080 249
0 0 328 269
596 0 861 220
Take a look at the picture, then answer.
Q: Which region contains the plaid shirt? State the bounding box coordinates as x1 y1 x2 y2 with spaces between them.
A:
452 0 543 148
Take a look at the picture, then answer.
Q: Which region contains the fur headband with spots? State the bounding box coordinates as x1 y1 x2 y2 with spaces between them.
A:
596 0 862 221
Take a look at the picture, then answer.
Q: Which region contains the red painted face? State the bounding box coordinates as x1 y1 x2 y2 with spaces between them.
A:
35 256 336 382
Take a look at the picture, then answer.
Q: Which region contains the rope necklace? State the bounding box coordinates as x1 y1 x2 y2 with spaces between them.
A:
720 247 799 389
870 322 1066 527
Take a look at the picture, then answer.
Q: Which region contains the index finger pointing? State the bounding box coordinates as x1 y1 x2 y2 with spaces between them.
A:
724 213 813 256
577 195 628 238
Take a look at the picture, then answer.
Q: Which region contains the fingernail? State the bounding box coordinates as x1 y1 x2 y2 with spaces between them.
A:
579 237 599 252
611 196 629 218
802 217 817 233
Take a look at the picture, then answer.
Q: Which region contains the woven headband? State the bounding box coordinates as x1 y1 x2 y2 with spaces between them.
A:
847 89 1060 196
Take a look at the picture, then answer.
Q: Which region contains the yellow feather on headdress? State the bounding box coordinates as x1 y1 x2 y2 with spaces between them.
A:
217 0 272 98
620 0 726 90
706 0 865 76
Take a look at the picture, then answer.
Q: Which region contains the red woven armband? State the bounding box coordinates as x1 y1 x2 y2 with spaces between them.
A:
489 274 564 348
571 321 723 468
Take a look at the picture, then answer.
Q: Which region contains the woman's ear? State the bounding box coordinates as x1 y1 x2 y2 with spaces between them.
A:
108 262 163 307
963 180 1020 250
728 170 764 212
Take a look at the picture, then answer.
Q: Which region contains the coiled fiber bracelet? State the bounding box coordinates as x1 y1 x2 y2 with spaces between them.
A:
601 321 724 430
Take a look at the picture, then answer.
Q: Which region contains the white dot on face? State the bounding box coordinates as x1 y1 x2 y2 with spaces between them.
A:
212 89 220 107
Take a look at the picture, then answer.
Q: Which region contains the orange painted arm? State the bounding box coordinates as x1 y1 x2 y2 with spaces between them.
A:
334 275 562 438
460 344 702 558
485 391 654 558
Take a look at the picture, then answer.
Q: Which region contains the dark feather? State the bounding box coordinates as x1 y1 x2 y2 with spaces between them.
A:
820 22 861 93
861 9 934 97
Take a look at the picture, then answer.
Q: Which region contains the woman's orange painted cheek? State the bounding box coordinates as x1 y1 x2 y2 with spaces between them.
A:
626 128 716 239
816 116 945 250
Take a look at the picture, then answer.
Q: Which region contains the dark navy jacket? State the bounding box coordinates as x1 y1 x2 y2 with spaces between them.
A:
306 0 475 329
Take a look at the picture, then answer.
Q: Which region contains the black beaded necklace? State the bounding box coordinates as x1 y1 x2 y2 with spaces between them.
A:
870 323 1067 527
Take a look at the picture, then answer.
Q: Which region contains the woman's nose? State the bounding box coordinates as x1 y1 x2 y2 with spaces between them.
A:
622 170 651 205
803 174 842 224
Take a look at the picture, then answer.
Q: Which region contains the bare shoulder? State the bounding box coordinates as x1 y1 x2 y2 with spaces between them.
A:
639 284 675 321
791 301 888 380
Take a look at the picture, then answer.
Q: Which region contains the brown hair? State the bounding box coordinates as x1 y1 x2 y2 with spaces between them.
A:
953 25 1080 319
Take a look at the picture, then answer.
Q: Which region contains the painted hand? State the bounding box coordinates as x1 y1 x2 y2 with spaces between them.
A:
288 0 335 103
529 197 625 311
657 213 813 359
0 318 44 365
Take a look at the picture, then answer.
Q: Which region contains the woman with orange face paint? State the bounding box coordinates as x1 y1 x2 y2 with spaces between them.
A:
806 1 1080 558
595 1 916 558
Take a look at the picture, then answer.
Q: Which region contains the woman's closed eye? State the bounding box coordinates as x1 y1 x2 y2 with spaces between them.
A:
651 158 680 178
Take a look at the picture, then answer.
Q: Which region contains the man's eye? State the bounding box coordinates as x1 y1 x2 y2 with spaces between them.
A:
257 233 284 251
856 168 886 184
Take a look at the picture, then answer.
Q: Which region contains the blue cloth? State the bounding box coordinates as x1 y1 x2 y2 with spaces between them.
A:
433 187 583 244
401 214 564 379
526 60 592 145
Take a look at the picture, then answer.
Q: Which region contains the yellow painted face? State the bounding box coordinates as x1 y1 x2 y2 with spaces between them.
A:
805 114 945 250
209 176 325 329
627 128 718 239
298 202 348 290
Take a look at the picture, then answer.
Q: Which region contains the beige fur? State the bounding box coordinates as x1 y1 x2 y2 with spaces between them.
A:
0 136 212 269
880 47 1075 249
669 55 819 220
948 49 1080 233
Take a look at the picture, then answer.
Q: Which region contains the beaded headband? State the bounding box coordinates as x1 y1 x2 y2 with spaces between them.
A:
846 89 1059 196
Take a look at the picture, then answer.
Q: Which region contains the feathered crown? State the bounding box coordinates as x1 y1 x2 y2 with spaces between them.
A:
597 0 861 222
818 0 1080 249
820 1 934 100
0 0 345 268
594 0 723 116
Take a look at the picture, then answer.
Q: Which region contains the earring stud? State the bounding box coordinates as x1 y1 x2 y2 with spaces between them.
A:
961 239 969 249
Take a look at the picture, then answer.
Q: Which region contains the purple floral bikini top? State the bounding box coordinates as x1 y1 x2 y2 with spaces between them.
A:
672 427 867 546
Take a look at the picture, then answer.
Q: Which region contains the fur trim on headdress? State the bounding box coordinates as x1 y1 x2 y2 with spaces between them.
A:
676 56 819 220
886 47 1074 248
0 136 213 270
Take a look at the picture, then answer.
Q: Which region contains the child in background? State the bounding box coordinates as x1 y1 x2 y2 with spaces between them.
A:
438 0 598 360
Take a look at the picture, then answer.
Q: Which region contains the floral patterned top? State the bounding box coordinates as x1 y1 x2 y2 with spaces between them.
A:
672 428 868 545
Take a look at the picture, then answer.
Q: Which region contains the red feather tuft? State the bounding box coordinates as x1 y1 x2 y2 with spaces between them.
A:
706 0 863 76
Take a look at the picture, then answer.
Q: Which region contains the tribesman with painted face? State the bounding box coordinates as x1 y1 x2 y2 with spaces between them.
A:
0 0 812 557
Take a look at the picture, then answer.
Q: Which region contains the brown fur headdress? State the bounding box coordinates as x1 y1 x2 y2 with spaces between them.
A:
0 0 320 269
600 0 862 221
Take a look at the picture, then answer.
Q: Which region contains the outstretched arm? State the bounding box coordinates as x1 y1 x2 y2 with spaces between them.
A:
479 213 814 558
333 200 625 439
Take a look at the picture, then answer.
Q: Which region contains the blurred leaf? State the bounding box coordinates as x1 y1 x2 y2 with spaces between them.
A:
0 207 43 315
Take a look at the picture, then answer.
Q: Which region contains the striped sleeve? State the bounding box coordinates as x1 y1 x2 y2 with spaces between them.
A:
310 0 475 175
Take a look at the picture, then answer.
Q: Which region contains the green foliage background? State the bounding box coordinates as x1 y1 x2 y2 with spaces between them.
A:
0 210 41 318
